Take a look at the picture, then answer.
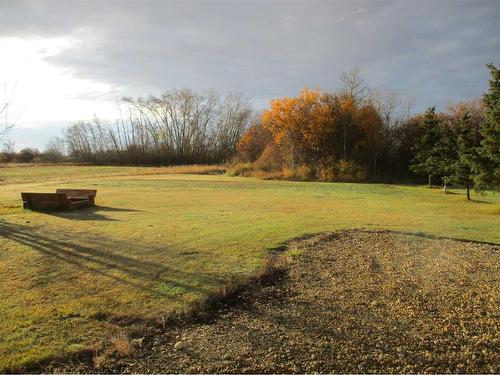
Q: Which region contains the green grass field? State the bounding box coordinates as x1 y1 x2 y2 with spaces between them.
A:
0 165 499 370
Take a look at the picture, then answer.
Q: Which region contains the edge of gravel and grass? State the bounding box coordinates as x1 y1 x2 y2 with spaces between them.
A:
8 245 288 373
36 228 499 373
8 226 316 373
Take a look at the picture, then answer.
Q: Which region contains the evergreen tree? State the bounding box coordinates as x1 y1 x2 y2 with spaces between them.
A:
454 112 479 200
434 120 457 192
410 107 441 187
471 63 500 191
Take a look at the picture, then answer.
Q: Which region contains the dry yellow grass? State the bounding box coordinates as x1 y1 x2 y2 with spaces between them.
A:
0 164 224 185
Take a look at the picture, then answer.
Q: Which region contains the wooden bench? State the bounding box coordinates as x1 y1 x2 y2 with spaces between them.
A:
55 189 97 202
21 189 97 211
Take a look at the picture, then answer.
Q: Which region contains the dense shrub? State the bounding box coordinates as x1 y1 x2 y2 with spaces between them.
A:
228 163 254 177
16 148 40 163
316 157 336 181
334 159 367 182
252 144 282 172
235 116 271 163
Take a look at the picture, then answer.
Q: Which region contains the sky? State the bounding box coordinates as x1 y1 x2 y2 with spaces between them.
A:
0 0 499 150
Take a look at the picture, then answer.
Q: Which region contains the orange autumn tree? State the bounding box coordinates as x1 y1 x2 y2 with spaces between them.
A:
261 88 337 168
247 87 382 180
236 114 271 162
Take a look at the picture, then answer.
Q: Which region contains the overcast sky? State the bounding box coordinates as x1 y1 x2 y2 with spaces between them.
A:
1 0 499 150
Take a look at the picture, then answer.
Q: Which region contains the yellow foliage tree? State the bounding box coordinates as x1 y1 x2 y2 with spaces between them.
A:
260 87 382 178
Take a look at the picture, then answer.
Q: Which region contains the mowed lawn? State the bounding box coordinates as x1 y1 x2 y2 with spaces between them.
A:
0 165 499 370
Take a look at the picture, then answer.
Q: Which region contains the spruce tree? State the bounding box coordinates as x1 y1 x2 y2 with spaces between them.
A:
411 107 441 187
454 113 478 199
471 63 500 191
434 120 457 192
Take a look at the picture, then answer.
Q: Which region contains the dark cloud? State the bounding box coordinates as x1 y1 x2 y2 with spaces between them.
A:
1 0 499 111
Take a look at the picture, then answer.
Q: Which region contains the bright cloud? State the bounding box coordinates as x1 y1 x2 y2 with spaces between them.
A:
0 36 119 125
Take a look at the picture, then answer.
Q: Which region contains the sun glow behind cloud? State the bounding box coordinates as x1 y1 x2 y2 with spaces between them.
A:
0 36 118 127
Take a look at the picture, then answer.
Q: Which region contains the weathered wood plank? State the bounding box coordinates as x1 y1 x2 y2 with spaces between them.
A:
55 189 97 199
21 190 96 210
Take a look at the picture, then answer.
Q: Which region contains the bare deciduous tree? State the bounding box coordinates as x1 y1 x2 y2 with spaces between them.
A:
43 136 67 162
0 83 17 141
0 99 13 141
64 89 251 165
340 66 370 104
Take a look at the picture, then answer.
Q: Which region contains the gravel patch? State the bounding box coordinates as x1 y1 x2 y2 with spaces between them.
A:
70 230 500 373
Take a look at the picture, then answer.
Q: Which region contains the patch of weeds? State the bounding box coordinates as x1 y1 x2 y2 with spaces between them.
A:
0 205 23 214
90 312 109 321
92 353 107 369
227 163 254 177
288 248 303 258
155 283 186 297
269 243 287 253
180 250 200 256
480 206 500 215
66 344 88 353
110 335 134 356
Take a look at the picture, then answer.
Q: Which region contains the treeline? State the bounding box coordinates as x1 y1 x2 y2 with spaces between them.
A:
0 138 67 163
8 65 498 192
235 87 414 182
63 89 251 165
233 64 499 193
411 64 499 195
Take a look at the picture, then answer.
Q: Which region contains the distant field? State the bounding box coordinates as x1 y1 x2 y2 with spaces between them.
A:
0 165 499 370
0 163 224 185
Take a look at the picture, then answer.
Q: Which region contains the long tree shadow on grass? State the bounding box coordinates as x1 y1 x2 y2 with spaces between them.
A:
445 191 493 204
0 220 216 298
40 206 144 222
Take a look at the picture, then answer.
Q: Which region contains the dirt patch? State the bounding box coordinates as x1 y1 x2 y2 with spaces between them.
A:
59 230 499 373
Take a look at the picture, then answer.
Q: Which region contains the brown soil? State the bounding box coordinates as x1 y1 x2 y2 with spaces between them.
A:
58 230 499 373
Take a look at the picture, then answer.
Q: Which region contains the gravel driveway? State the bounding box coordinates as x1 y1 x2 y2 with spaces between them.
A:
75 230 500 373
